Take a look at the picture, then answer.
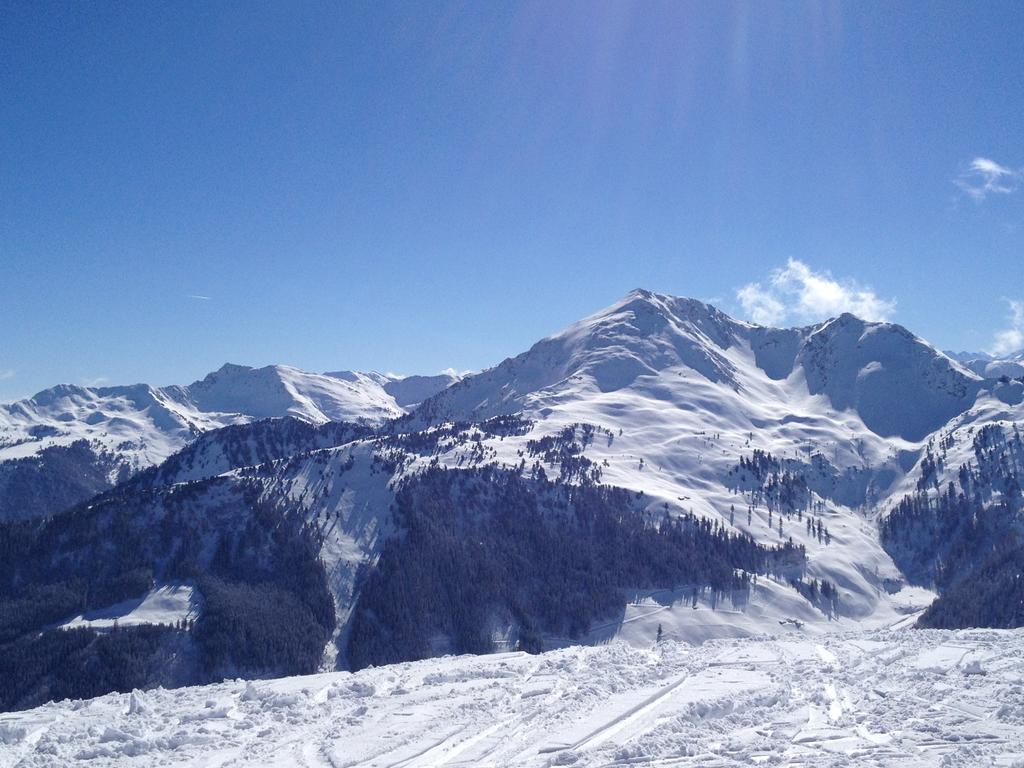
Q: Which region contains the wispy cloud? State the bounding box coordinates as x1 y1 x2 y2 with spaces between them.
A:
82 376 109 387
989 299 1024 357
0 369 14 381
736 259 896 326
955 157 1021 202
187 294 212 301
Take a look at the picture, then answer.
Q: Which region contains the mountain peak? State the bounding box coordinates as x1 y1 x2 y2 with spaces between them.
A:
192 363 258 387
409 290 988 442
615 288 719 315
27 382 93 404
834 311 863 324
623 287 657 301
587 291 738 347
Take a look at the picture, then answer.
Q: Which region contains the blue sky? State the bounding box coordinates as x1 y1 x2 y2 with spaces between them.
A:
2 2 1023 400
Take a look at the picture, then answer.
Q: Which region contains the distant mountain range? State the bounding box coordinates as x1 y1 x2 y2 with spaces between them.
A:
945 349 1024 378
0 365 458 520
1 289 1021 711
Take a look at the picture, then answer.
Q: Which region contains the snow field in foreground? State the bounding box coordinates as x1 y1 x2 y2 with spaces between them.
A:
2 628 1023 767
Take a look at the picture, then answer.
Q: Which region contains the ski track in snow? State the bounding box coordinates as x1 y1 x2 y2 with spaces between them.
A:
3 628 1023 767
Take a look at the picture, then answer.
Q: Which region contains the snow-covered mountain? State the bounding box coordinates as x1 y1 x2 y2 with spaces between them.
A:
0 363 443 466
947 348 1024 378
411 289 982 441
0 364 457 520
2 289 1022 712
375 291 1012 636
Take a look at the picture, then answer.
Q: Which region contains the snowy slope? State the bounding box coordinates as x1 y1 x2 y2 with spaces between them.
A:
796 314 980 441
2 627 1021 767
187 364 403 424
128 418 370 489
325 370 462 408
241 439 400 669
883 381 1024 507
57 584 200 632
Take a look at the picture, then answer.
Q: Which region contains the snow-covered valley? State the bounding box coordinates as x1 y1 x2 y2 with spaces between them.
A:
2 628 1021 767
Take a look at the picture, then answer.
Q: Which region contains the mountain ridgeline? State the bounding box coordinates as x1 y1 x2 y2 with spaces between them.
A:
0 366 459 520
0 289 1022 711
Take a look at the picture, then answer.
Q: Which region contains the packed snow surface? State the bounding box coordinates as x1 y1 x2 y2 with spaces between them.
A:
2 628 1022 767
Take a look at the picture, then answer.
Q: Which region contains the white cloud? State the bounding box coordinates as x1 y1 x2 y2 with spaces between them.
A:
0 369 14 381
82 376 109 387
955 157 1021 201
989 299 1024 357
187 294 212 301
737 259 895 326
736 283 786 326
